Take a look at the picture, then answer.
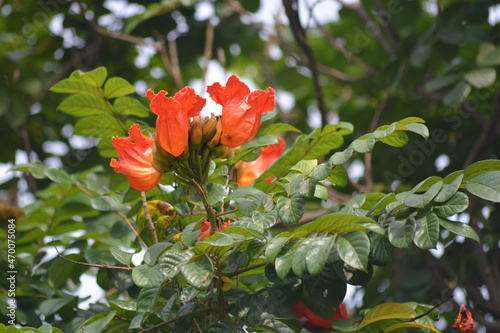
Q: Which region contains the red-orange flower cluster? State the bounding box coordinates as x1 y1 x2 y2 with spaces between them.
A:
110 124 162 191
111 75 275 191
207 75 275 147
292 300 348 332
452 305 477 333
147 87 206 157
237 137 286 186
197 219 231 242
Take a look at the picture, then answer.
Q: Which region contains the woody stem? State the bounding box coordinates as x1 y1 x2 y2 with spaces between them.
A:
141 191 158 244
191 177 218 228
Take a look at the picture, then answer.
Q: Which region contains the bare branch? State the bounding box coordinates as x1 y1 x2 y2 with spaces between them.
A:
337 0 395 58
200 19 215 90
283 0 328 127
141 191 159 244
53 241 133 271
464 89 500 167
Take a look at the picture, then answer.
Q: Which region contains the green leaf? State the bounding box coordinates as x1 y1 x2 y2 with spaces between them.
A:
143 243 171 266
104 77 136 98
181 253 214 289
114 96 149 117
97 138 118 158
371 233 394 265
158 250 194 279
80 67 107 87
136 286 160 313
435 171 464 203
330 147 354 165
265 234 290 262
336 232 370 272
379 131 408 147
312 163 332 181
403 180 442 208
443 81 471 106
438 218 479 243
305 237 336 275
433 192 469 217
241 134 278 149
74 115 125 138
388 217 416 248
425 73 462 92
50 78 102 96
413 213 439 249
74 310 117 333
303 125 345 159
110 248 135 267
352 135 375 153
132 264 163 288
401 123 429 139
465 170 500 202
327 165 348 187
39 298 74 316
44 168 74 184
357 303 416 331
384 321 440 333
464 68 496 88
276 194 305 224
58 94 111 117
463 160 500 181
260 123 301 135
478 45 500 66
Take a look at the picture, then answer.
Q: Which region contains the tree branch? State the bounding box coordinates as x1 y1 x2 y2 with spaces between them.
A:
283 0 328 127
141 191 159 244
53 242 132 271
463 89 500 167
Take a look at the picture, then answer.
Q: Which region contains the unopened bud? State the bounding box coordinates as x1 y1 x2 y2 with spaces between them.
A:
152 141 173 172
214 145 233 158
202 115 218 143
189 116 202 148
207 119 222 149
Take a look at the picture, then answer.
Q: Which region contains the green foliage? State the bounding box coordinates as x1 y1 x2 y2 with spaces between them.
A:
3 0 500 332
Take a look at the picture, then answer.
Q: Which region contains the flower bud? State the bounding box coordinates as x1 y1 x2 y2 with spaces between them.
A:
152 140 174 172
189 116 202 148
201 115 218 143
207 118 222 149
213 145 230 158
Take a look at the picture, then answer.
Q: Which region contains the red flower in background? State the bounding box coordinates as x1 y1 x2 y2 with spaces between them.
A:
292 300 348 332
452 305 477 333
237 137 286 187
147 87 206 156
197 219 231 242
110 124 162 191
207 75 275 148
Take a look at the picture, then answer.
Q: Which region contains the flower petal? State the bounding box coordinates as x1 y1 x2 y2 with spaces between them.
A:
110 124 162 191
148 91 189 157
174 86 206 117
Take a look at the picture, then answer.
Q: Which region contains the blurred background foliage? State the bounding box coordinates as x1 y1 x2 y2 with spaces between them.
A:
1 0 500 331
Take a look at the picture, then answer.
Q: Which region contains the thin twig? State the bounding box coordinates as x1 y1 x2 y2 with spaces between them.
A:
116 211 148 248
337 0 395 58
201 18 215 89
139 307 216 333
283 0 328 127
53 241 132 271
141 191 159 244
168 38 183 89
312 15 377 75
463 89 500 167
364 88 391 192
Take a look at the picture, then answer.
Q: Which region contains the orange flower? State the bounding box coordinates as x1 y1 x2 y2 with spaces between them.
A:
237 137 285 186
207 75 275 148
110 124 162 191
452 305 476 333
147 87 206 157
197 219 232 242
292 300 348 331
